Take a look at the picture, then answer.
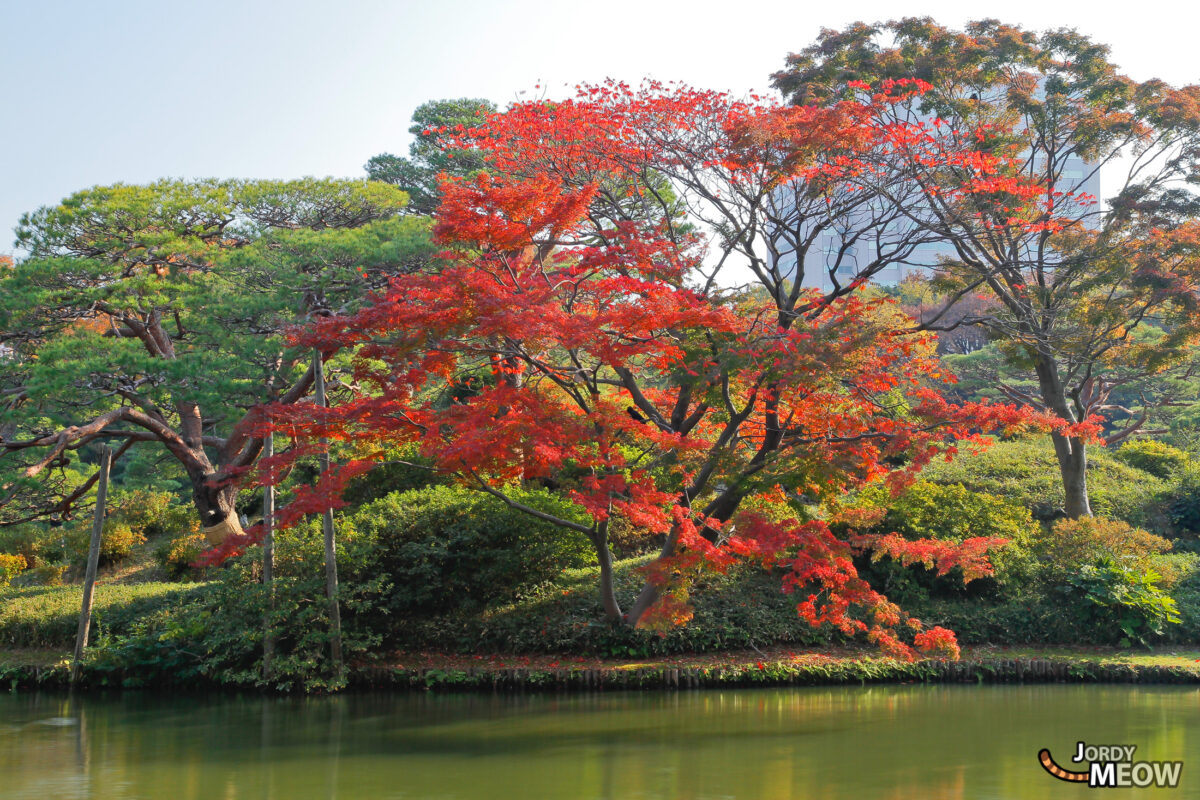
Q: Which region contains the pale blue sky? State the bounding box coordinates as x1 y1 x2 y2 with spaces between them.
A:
3 0 1198 253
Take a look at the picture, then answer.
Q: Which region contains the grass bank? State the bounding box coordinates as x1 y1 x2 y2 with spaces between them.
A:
0 581 208 649
4 646 1198 692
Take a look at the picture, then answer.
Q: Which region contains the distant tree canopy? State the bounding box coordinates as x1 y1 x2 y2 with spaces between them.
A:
0 178 432 537
773 18 1200 518
365 97 497 215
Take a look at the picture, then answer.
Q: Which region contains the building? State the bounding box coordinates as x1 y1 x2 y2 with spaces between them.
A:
774 150 1101 293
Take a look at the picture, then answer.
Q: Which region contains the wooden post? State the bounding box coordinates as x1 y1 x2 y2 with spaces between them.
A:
314 349 344 674
262 430 276 681
71 446 111 685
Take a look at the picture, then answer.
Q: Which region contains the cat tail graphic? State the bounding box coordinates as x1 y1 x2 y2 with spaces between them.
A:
1038 749 1089 782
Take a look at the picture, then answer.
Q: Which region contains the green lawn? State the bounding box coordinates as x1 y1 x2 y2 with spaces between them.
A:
0 581 208 649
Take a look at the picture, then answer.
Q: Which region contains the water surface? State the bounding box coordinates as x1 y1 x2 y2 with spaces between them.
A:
1 685 1195 798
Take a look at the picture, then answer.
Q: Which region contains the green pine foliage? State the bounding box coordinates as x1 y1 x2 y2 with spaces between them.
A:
0 177 431 528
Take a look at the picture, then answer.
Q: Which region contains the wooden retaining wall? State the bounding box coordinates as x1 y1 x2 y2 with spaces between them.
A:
4 657 1197 693
350 658 1200 692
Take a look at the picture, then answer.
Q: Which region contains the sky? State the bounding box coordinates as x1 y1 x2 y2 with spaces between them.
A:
3 0 1200 254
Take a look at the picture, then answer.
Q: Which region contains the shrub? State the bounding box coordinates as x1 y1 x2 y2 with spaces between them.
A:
83 554 388 692
339 445 447 508
266 516 378 584
65 520 145 567
0 554 27 587
905 596 1085 645
1064 556 1180 646
921 438 1169 530
0 526 35 562
1151 551 1200 589
1035 517 1172 583
0 524 65 567
1114 440 1192 480
1161 465 1200 542
2 494 192 573
910 561 1193 646
152 519 210 579
347 485 594 616
391 556 837 656
107 489 179 537
841 481 1039 599
13 563 66 587
1169 566 1200 644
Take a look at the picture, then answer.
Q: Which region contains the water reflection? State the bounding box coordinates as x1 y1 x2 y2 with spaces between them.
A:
0 686 1196 799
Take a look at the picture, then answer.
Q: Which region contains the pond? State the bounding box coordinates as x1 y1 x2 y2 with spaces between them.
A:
1 685 1196 799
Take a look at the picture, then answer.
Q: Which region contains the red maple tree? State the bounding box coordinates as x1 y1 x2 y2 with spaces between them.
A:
223 82 1054 658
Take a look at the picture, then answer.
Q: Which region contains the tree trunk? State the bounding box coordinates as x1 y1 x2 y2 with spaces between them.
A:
625 580 660 628
72 447 111 685
190 472 245 545
315 349 344 675
592 522 623 622
624 482 750 627
1051 432 1092 519
625 526 681 627
1032 352 1093 519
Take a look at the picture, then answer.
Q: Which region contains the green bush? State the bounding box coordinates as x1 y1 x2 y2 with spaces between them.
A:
841 481 1039 600
1153 551 1200 591
60 491 198 569
1016 517 1183 647
339 445 448 507
82 485 595 687
389 556 837 656
0 524 65 567
1033 517 1173 586
152 519 210 579
905 520 1196 647
1064 556 1180 646
107 489 182 537
1 493 193 573
1161 465 1200 542
80 548 390 692
1114 440 1192 480
1 535 388 690
0 554 27 587
907 596 1085 645
65 520 145 567
260 514 377 585
1168 566 1200 644
921 438 1170 531
347 485 594 616
13 563 66 587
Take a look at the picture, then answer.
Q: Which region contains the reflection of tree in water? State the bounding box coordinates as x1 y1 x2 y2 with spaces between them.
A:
878 767 967 800
1 687 1196 799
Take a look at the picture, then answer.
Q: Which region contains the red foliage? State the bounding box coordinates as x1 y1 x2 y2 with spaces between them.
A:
239 81 1048 658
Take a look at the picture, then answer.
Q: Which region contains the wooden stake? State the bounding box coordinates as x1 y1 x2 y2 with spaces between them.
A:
262 430 276 681
71 446 111 685
313 349 344 674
